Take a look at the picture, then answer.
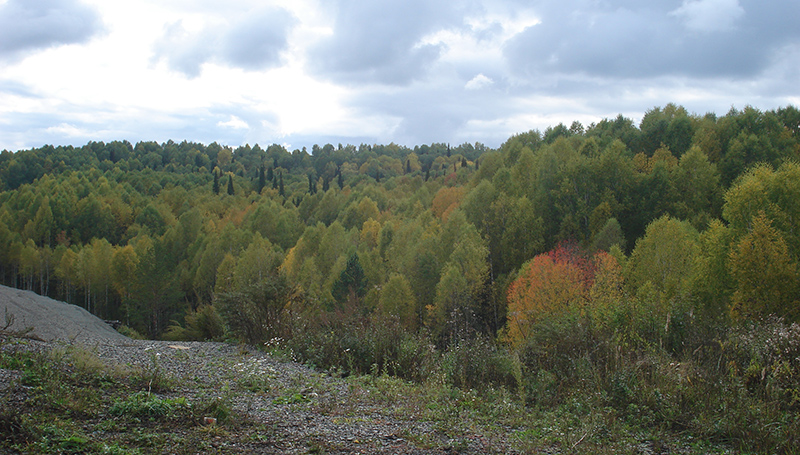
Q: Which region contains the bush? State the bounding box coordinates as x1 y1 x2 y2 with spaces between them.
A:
286 314 438 381
725 316 800 408
216 277 297 345
164 304 224 341
441 335 520 392
117 325 146 340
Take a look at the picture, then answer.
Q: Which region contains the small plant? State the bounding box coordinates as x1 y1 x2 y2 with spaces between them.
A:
273 391 312 405
131 349 174 392
195 391 234 424
109 391 189 420
0 406 34 447
100 443 143 455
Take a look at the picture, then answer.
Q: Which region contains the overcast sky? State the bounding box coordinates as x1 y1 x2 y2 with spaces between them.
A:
1 0 798 152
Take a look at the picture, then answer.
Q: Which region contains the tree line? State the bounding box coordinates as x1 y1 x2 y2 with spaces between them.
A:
1 104 798 338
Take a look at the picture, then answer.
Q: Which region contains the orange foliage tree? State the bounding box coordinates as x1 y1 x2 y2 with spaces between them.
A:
504 244 597 347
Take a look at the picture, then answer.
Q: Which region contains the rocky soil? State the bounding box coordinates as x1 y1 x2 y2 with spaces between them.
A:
1 285 517 454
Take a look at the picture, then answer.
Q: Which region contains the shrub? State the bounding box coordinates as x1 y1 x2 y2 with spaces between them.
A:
441 335 520 392
725 316 800 408
117 325 146 340
164 304 224 341
216 277 298 345
286 314 438 381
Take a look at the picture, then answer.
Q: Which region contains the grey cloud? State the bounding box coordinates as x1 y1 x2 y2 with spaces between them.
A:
308 0 475 85
153 22 212 78
0 0 103 59
153 6 295 77
347 80 512 146
218 8 296 70
503 0 800 80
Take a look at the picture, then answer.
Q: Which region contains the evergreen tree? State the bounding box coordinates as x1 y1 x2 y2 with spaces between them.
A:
308 173 317 194
332 252 367 305
278 171 285 197
227 174 235 195
257 165 266 194
337 169 344 189
267 166 274 181
213 170 220 194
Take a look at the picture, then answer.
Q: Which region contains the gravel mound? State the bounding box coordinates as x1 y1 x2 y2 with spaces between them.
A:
0 285 129 344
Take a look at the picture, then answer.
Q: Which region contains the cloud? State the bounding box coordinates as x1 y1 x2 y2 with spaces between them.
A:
153 6 296 77
218 8 296 70
344 76 518 147
503 0 800 80
0 0 103 60
45 123 90 137
465 74 494 90
152 21 211 78
670 0 744 32
307 0 472 85
217 115 248 129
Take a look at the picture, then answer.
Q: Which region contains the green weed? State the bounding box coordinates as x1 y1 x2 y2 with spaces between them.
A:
109 390 190 420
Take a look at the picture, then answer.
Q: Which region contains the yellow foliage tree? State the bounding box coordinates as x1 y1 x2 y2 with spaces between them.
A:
431 186 466 222
729 213 799 322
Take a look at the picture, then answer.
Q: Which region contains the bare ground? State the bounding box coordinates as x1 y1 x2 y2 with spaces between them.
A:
0 285 520 454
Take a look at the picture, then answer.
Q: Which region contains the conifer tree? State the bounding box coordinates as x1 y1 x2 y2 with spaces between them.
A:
332 252 367 305
227 174 235 195
257 165 266 193
308 173 317 194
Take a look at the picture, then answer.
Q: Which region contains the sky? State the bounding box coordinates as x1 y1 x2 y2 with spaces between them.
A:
0 0 799 152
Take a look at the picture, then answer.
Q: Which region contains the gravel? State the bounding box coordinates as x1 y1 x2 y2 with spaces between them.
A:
0 285 128 344
0 285 514 454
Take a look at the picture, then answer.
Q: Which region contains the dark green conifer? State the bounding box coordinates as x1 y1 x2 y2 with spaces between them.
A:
227 174 235 195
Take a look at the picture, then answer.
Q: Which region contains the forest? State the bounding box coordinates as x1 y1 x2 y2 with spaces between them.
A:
2 103 800 452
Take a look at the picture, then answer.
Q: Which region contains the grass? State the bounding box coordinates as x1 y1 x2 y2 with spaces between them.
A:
1 329 791 454
0 337 240 454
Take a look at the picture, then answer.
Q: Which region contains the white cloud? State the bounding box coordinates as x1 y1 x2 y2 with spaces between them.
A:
46 123 88 137
465 74 494 90
217 115 249 130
